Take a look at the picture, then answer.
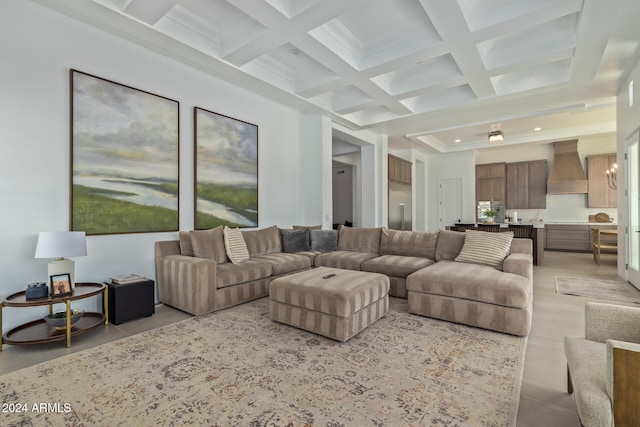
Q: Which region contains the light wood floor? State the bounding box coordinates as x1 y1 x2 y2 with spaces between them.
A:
517 250 626 426
0 251 629 425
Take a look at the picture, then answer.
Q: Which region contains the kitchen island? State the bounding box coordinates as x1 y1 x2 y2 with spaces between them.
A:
448 223 544 266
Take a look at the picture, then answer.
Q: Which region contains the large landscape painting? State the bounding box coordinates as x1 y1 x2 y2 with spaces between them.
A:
71 70 179 235
194 107 258 229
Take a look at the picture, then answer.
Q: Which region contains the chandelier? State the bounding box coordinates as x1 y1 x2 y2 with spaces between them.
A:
606 163 617 189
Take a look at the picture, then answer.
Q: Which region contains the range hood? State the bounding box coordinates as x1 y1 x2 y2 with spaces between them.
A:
547 139 588 194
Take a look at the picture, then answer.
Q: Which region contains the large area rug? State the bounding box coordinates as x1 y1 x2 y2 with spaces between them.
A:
556 276 640 304
1 298 526 426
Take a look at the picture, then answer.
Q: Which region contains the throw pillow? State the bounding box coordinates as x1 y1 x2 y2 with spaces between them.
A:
455 230 514 270
223 226 250 264
242 225 281 256
281 229 310 253
190 226 227 263
310 230 338 253
178 231 194 256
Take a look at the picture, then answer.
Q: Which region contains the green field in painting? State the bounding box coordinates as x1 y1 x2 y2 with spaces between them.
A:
72 185 177 235
196 182 257 229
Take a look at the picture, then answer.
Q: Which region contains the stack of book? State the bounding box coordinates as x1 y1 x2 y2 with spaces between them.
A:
110 274 146 285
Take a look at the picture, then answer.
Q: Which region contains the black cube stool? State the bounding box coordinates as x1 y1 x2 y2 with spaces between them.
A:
107 279 155 324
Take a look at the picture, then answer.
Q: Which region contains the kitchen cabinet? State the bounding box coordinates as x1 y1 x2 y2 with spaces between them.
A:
506 160 547 209
389 155 411 184
545 225 591 251
587 154 617 208
476 162 505 201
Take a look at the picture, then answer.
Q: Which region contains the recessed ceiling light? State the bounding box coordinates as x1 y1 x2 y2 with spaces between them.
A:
289 48 301 56
455 139 461 143
534 127 542 131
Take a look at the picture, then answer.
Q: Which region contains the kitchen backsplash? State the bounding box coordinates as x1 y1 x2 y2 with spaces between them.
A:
504 194 618 224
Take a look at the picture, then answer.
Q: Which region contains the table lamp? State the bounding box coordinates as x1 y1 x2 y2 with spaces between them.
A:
35 231 87 290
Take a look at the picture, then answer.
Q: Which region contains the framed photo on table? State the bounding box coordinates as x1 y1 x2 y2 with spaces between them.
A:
50 273 73 297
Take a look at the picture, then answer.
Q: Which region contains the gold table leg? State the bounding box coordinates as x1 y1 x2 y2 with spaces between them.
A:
66 300 71 348
0 302 3 351
104 285 109 325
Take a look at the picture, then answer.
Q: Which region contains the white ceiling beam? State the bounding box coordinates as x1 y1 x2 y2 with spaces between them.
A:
123 0 178 25
570 0 621 83
417 0 495 100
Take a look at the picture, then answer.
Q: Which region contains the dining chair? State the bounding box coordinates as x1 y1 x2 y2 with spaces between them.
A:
592 228 617 265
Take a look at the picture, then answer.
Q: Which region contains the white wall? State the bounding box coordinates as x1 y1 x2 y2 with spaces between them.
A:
426 151 476 230
0 1 314 331
332 124 388 227
616 57 640 280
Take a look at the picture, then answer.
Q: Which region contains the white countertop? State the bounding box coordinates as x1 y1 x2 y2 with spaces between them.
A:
544 222 617 226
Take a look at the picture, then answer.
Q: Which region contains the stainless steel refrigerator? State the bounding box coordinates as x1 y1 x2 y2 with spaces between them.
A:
388 182 412 230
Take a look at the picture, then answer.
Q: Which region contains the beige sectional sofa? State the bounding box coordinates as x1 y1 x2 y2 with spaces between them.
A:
155 225 533 336
155 226 312 315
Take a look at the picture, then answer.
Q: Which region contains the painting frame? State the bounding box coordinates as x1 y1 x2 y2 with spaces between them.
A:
194 107 258 230
50 273 72 297
70 69 180 235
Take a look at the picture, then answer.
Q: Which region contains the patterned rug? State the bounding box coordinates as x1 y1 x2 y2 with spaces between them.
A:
1 298 526 426
555 276 640 304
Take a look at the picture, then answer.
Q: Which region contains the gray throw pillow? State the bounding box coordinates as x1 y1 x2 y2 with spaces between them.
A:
311 230 338 253
281 229 310 253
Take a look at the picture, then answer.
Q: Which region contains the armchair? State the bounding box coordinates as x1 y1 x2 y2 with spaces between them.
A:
564 302 640 427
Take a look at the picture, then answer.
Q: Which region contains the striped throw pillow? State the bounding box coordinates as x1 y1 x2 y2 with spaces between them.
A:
455 230 513 270
223 226 250 264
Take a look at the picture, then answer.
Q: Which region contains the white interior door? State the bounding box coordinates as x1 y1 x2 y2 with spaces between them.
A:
438 178 463 229
627 135 640 288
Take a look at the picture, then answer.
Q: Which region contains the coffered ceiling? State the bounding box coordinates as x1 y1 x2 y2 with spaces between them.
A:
34 0 640 153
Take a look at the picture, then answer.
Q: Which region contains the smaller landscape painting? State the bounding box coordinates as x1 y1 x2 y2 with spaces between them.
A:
194 107 258 229
71 70 180 235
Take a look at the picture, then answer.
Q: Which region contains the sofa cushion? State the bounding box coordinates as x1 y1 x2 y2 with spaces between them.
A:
311 230 338 252
380 228 438 259
361 255 434 278
251 252 312 275
280 229 310 253
223 227 250 264
455 230 514 270
179 231 194 257
406 260 530 309
314 250 379 270
435 230 466 261
338 226 381 253
190 226 227 263
216 259 272 288
242 225 282 256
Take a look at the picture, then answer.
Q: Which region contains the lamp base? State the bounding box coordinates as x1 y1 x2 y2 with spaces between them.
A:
48 258 75 290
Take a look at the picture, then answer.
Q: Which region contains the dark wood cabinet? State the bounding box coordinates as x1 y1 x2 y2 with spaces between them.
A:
587 154 617 208
506 160 547 209
545 225 591 251
388 155 411 184
476 162 506 201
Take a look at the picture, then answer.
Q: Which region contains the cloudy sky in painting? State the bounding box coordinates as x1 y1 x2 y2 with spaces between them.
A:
72 71 179 180
195 108 257 185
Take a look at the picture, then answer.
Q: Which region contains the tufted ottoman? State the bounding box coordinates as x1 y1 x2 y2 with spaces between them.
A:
269 267 390 342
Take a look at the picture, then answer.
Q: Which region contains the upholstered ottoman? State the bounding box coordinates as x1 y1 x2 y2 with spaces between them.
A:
269 267 389 342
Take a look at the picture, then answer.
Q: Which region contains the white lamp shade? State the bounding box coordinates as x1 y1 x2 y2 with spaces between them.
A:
35 231 87 259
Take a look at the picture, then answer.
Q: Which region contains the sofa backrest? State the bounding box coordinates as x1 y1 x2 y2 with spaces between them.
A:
338 226 382 253
435 229 467 261
242 225 282 256
509 238 533 255
189 226 228 263
380 228 439 259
